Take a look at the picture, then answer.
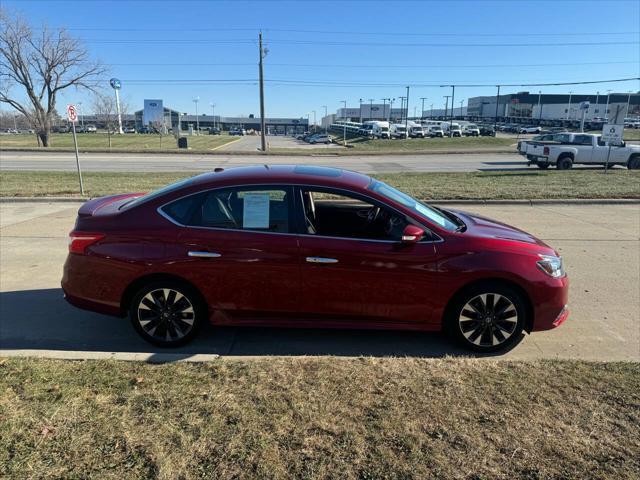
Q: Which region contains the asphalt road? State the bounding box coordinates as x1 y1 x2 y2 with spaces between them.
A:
0 150 553 173
1 201 638 362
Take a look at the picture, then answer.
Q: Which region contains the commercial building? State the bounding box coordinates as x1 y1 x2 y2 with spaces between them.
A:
467 92 639 121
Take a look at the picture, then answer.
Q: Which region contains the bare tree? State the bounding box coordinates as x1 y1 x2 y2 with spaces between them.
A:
0 8 105 146
92 92 129 148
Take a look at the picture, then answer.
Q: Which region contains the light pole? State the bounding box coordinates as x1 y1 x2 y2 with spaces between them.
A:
322 105 328 133
312 110 316 130
369 98 374 120
404 86 410 135
210 103 216 129
626 91 632 117
381 98 389 122
77 101 84 128
443 96 450 120
420 97 427 120
341 100 347 146
13 113 17 131
566 91 572 120
605 89 612 121
537 90 542 121
430 103 434 118
389 98 395 122
359 98 363 124
459 99 463 117
193 97 200 134
594 91 599 117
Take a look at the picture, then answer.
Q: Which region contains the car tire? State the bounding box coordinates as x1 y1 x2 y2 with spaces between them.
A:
129 280 206 347
445 283 526 353
556 156 573 170
627 155 640 170
537 163 549 169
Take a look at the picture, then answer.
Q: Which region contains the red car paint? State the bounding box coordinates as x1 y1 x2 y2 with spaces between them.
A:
62 165 568 335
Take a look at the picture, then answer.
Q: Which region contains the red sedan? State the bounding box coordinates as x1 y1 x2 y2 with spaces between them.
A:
62 165 569 352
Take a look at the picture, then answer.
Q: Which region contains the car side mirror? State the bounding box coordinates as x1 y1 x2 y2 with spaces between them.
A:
401 225 425 243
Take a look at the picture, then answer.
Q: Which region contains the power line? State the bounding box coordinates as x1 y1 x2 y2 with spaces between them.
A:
108 61 637 68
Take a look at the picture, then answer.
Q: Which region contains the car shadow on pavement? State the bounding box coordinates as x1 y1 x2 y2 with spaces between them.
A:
0 288 523 360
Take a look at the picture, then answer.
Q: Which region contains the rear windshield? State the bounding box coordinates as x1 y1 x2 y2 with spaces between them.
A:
121 176 198 210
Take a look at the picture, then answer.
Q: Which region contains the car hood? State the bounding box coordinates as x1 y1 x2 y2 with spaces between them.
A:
448 208 553 250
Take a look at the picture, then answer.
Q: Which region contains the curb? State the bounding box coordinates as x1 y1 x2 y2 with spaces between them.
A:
2 197 638 205
0 147 515 157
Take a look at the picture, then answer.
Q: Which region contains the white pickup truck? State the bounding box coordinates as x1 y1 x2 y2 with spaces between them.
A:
525 133 640 170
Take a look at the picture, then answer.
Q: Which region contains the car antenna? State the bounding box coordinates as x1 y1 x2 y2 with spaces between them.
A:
214 167 224 173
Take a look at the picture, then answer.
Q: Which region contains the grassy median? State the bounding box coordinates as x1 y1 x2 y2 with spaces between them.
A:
1 357 638 479
1 169 639 199
0 132 238 152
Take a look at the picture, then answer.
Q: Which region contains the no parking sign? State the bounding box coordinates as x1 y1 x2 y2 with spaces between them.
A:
67 104 78 123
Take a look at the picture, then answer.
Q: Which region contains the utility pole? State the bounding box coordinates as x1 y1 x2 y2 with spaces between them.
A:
369 98 374 120
566 91 573 120
420 97 427 120
258 31 267 151
493 85 501 131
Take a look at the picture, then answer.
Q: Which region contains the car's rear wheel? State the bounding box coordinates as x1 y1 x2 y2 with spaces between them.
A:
556 156 573 170
446 284 526 353
628 155 640 170
129 281 205 347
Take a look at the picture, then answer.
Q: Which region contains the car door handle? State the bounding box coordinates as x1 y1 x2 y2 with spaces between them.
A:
188 251 221 258
306 256 338 264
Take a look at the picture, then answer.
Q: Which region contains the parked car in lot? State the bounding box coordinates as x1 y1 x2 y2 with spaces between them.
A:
229 128 246 136
308 134 332 144
85 124 97 133
428 125 444 138
62 165 570 353
462 124 480 136
519 126 542 134
478 125 496 136
390 124 408 139
208 127 221 135
442 122 462 137
526 133 640 169
409 125 426 138
371 121 390 139
517 133 559 156
123 127 136 134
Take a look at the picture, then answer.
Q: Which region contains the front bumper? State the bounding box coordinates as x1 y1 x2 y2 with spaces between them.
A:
530 275 569 331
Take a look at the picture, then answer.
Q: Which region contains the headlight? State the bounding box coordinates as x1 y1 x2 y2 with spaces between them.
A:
537 254 565 278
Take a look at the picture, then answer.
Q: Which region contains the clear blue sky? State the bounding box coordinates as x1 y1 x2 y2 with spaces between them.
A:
3 0 640 118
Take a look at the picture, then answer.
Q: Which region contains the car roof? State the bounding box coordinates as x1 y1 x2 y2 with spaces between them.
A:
189 165 372 190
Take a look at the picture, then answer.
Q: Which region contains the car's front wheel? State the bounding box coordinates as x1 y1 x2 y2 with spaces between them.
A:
129 281 205 347
447 284 526 352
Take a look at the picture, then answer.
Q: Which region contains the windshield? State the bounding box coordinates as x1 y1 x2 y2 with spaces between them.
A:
368 180 459 231
121 175 198 210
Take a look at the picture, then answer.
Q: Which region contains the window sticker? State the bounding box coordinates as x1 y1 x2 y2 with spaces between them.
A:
242 194 270 228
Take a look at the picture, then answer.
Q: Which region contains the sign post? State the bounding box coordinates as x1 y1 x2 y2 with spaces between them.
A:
602 105 625 174
110 78 124 134
67 104 85 195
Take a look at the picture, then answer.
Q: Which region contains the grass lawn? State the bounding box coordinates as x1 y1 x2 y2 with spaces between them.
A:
1 169 639 199
0 132 237 152
1 357 638 479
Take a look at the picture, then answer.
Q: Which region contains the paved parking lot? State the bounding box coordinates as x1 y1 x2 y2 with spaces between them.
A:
1 201 638 361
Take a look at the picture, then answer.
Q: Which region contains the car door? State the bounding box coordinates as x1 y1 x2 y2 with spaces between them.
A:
160 185 301 320
294 186 440 328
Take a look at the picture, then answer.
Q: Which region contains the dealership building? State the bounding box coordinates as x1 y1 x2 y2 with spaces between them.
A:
467 92 639 121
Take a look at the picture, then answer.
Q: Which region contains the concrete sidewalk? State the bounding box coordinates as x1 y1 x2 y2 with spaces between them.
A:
1 201 638 362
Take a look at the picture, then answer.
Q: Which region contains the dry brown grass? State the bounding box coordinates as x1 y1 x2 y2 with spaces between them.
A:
1 357 639 479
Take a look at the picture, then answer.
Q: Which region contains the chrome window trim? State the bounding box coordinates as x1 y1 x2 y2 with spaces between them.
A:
156 182 444 244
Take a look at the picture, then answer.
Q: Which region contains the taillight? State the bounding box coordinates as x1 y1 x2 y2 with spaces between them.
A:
543 146 549 155
68 231 105 254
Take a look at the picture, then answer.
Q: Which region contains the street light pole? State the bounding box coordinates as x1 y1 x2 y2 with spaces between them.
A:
443 95 450 120
450 85 455 136
566 91 573 120
210 103 216 129
322 105 327 133
359 98 363 124
493 85 501 131
459 99 463 117
369 98 374 120
626 91 632 117
537 90 542 121
312 110 316 131
420 97 427 120
605 89 612 121
193 97 200 134
389 98 394 122
594 91 599 117
430 103 434 118
258 31 267 151
381 98 388 122
341 100 347 146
